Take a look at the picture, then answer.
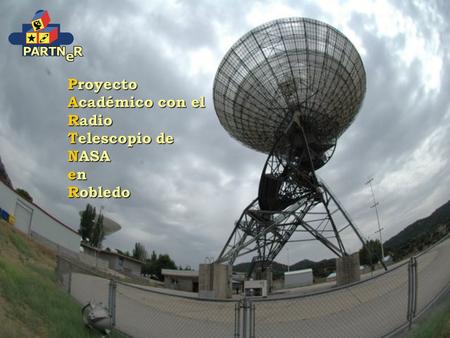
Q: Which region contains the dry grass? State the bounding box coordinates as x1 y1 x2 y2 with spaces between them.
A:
0 220 100 337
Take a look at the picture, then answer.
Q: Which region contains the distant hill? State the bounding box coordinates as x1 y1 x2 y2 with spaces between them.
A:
234 258 335 280
234 261 288 279
384 199 450 259
291 258 335 279
0 156 13 188
289 259 315 271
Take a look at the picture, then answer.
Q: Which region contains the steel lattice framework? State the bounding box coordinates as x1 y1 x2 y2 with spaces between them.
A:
213 17 369 276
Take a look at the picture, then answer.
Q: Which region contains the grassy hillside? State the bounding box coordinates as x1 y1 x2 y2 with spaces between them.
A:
0 220 121 337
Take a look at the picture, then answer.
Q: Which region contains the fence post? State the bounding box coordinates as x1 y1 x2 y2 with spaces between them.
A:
412 257 418 318
108 279 117 326
241 298 255 338
68 262 72 294
235 302 241 337
251 302 255 338
407 256 418 329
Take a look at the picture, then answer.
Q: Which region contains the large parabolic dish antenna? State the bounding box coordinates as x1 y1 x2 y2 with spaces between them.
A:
78 212 122 236
213 17 366 167
214 18 375 277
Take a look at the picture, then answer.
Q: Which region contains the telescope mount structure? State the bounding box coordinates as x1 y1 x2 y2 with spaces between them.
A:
213 18 370 277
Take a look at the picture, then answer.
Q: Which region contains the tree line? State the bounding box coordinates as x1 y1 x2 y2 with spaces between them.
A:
129 242 178 280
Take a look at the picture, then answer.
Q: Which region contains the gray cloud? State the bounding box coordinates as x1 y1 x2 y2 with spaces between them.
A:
0 0 448 266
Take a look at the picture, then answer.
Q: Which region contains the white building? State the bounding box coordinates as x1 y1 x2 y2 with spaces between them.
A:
284 268 313 288
81 243 143 277
0 180 80 256
326 272 337 281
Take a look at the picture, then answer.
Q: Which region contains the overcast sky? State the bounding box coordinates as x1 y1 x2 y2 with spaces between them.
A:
1 0 449 267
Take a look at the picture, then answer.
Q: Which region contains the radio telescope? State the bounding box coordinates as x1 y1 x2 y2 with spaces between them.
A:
213 17 369 276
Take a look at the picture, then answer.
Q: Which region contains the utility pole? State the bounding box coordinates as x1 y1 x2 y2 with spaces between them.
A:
365 178 384 261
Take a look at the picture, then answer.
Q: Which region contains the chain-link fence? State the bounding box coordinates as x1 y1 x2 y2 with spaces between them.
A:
114 282 236 337
414 234 450 321
56 256 238 337
56 235 450 338
252 261 410 337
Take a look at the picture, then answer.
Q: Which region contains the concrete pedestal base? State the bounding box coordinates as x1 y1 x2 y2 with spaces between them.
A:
198 263 232 299
336 252 360 286
254 266 273 293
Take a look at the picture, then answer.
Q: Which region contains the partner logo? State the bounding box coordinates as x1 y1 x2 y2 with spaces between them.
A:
8 10 84 62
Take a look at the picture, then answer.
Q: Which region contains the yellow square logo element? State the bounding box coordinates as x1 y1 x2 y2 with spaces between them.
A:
39 33 50 44
26 32 38 44
31 18 44 31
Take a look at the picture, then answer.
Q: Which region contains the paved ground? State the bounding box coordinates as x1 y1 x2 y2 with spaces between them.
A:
69 237 450 338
